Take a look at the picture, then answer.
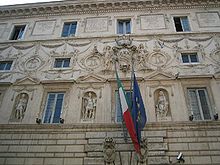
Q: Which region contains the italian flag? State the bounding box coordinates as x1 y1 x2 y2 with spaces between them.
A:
116 72 140 153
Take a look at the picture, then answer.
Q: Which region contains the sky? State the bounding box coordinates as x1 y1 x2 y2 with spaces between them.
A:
0 0 62 6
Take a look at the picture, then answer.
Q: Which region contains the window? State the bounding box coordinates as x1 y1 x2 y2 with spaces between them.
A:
54 58 70 68
10 25 26 40
181 53 198 63
173 16 190 32
43 92 64 123
188 88 212 120
0 61 13 70
115 90 132 122
62 22 77 37
117 19 131 34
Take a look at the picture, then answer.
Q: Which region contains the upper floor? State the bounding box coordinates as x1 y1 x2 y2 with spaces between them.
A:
0 0 219 42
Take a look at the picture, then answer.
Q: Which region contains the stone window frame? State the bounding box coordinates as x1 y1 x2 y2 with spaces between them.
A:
171 13 192 33
38 84 71 124
182 79 215 121
50 56 75 71
115 16 133 35
0 58 15 73
60 18 79 38
8 23 28 40
177 50 203 66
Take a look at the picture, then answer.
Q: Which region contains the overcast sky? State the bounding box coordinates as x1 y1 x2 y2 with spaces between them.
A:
0 0 62 6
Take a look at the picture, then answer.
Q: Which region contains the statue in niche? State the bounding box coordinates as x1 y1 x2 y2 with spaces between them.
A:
82 92 97 119
155 90 169 119
14 93 28 120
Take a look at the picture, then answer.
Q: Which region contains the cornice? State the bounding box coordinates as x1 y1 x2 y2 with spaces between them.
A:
0 0 219 19
0 32 219 46
0 121 220 132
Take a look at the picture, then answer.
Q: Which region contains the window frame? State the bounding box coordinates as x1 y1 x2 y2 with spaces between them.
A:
117 19 131 35
42 92 65 124
173 16 191 32
61 21 77 37
181 52 199 64
54 58 71 68
0 60 14 72
187 88 213 121
10 24 27 40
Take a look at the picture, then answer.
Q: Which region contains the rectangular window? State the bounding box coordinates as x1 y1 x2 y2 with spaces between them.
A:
10 25 26 40
174 16 190 32
54 58 70 68
62 22 77 37
181 53 198 63
0 61 13 70
188 88 212 120
117 19 131 34
115 90 132 123
43 92 64 123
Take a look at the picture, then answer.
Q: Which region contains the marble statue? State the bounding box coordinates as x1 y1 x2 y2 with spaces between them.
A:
82 92 96 119
15 93 28 120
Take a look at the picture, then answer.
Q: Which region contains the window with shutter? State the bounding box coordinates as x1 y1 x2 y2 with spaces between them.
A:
43 92 64 123
187 88 212 120
173 16 191 32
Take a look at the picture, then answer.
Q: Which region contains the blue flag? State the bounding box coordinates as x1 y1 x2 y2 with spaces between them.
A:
132 73 147 144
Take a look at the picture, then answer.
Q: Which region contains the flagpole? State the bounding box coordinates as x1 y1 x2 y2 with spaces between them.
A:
114 57 128 143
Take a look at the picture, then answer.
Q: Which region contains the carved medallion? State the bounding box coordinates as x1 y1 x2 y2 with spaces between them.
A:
25 57 42 71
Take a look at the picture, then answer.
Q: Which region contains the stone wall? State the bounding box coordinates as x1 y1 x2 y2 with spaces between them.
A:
0 121 220 165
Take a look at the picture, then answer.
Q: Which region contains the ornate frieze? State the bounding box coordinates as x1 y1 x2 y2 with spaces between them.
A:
0 0 219 19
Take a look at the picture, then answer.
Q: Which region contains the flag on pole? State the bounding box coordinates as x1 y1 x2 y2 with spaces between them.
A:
132 72 147 144
116 71 140 153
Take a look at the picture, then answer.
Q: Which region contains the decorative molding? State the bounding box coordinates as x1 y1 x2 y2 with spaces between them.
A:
0 0 219 19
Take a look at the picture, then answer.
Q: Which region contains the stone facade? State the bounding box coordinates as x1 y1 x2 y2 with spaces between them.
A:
0 0 220 164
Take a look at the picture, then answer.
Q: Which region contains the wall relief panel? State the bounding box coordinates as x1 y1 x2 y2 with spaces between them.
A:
196 12 220 27
0 24 6 38
32 20 56 35
140 14 166 30
85 17 108 32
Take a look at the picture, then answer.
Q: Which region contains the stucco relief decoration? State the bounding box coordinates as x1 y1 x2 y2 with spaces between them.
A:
148 52 168 68
211 50 220 63
24 56 44 71
32 20 56 35
10 93 28 122
103 137 116 164
80 45 103 71
154 89 171 121
81 91 97 120
103 45 114 71
113 35 137 72
135 43 152 71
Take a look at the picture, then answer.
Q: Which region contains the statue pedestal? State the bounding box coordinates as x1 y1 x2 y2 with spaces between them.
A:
157 116 172 122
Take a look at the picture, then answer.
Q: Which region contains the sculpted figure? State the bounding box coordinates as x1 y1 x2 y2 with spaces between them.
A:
83 92 96 119
156 90 169 118
15 93 28 120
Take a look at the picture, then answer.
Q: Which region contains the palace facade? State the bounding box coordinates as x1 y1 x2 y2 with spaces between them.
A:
0 0 220 164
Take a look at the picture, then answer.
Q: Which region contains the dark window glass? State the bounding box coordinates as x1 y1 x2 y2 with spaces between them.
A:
54 58 70 68
117 20 131 34
62 22 77 37
181 53 198 63
10 25 26 40
174 16 190 32
0 61 13 70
